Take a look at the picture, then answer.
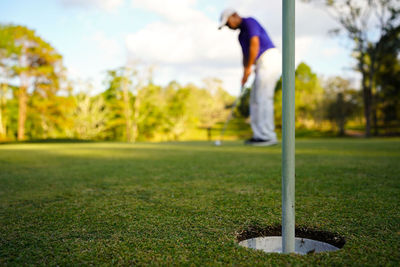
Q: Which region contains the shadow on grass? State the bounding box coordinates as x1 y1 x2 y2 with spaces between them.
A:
294 128 338 138
0 138 96 145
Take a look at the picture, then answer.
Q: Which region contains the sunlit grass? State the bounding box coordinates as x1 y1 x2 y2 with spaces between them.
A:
0 139 399 265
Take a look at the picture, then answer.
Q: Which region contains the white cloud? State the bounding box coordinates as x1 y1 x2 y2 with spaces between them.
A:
125 21 239 66
226 0 338 38
91 31 121 60
322 47 341 58
64 31 124 95
60 0 124 12
294 37 313 64
123 0 352 94
131 0 205 23
126 2 244 93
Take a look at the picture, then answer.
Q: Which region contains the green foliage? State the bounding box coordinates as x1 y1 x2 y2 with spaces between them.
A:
0 24 64 90
163 83 196 140
72 92 110 140
0 24 65 140
136 83 167 140
73 75 235 141
197 79 233 130
4 22 398 141
323 77 363 135
237 86 251 118
301 0 400 136
4 95 18 139
275 62 324 129
102 70 129 141
374 25 400 127
25 93 73 139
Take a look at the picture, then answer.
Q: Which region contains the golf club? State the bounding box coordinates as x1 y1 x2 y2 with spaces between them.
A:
214 85 248 146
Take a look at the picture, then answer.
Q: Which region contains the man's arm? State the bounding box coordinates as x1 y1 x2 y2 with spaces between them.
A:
242 36 260 85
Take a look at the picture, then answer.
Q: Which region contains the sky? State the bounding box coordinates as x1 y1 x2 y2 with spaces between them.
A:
0 0 358 95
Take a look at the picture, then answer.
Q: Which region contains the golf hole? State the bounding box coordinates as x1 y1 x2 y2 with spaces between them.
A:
236 225 345 255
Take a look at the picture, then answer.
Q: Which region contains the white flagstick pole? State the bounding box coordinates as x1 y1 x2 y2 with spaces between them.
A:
282 0 296 253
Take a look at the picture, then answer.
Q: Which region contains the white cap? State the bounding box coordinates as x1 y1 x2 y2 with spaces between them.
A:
218 8 236 30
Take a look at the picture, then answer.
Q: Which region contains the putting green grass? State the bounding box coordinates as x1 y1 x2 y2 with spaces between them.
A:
0 139 399 266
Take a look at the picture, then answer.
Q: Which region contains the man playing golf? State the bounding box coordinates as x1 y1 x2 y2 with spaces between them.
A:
219 9 281 146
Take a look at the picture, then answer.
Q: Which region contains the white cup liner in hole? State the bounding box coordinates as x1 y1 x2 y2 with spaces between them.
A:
239 236 340 255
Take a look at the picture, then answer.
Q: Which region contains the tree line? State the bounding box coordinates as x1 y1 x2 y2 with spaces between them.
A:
0 20 399 142
302 0 400 136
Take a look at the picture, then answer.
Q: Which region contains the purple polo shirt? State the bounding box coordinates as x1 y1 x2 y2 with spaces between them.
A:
239 17 275 64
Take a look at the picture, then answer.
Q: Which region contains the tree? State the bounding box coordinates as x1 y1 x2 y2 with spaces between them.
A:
323 77 362 135
275 62 324 129
0 82 8 139
72 90 110 140
302 0 400 136
122 68 134 142
198 79 232 140
102 65 156 142
102 70 128 141
373 24 400 133
135 83 166 140
163 82 194 140
0 25 15 139
0 24 65 140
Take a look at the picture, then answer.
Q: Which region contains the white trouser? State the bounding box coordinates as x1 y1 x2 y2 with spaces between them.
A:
250 48 282 141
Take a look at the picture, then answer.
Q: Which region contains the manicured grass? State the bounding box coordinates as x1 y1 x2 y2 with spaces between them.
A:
0 139 399 266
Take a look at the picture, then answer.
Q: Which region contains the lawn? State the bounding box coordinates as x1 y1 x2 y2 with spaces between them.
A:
0 139 399 266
